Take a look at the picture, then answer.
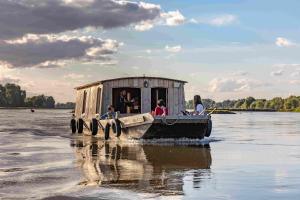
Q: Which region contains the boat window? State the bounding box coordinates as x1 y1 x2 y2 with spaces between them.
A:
82 90 87 114
151 88 168 111
95 87 101 113
112 88 141 114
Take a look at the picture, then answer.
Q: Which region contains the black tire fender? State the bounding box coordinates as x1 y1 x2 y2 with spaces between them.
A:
104 123 110 140
205 119 212 137
90 118 98 136
70 119 77 134
111 119 122 137
77 118 84 134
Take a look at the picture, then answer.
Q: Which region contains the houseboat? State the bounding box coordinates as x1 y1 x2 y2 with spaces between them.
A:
70 76 212 140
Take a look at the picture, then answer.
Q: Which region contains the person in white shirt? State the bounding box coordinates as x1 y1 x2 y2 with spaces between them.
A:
194 95 205 115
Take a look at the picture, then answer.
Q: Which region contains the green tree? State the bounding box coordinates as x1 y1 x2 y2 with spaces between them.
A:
0 84 7 106
26 95 56 108
202 99 215 108
221 100 236 109
185 100 194 109
45 96 55 108
284 96 300 110
256 99 266 109
4 83 26 107
234 99 245 109
265 97 284 110
241 97 256 109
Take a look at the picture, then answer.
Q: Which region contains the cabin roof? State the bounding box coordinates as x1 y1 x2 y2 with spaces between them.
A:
74 76 187 90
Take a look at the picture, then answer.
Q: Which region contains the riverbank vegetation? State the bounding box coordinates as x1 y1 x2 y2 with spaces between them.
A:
186 96 300 112
0 83 74 109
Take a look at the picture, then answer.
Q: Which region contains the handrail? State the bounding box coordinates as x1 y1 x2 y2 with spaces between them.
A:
207 108 217 115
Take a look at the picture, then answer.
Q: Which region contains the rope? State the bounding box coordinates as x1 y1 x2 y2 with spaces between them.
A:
83 121 90 131
161 116 180 126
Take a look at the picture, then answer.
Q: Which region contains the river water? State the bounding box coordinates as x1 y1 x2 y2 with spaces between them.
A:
0 110 299 200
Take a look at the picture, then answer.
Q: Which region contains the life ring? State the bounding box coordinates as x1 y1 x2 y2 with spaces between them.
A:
104 123 110 140
111 119 122 137
205 119 212 137
77 118 84 134
90 118 98 136
70 119 76 134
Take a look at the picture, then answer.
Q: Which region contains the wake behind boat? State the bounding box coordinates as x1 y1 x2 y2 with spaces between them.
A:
70 76 212 140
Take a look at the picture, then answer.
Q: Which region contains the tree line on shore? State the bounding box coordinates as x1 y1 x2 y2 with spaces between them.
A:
186 96 300 112
0 83 74 109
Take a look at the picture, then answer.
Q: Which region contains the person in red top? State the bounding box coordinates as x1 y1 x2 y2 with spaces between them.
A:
154 99 168 116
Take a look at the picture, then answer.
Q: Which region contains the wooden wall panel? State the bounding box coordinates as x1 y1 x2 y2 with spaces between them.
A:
173 87 179 115
128 79 134 87
88 86 98 118
178 85 184 112
75 90 83 117
157 79 164 88
101 82 110 115
85 88 91 119
168 87 174 115
152 79 158 88
141 88 151 113
107 82 113 108
163 80 169 88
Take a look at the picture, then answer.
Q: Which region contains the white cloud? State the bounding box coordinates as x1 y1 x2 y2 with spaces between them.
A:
134 20 154 31
131 66 140 70
275 37 295 47
274 63 300 68
139 2 161 10
134 10 185 31
160 10 185 26
145 49 152 54
209 15 237 26
189 18 198 24
165 45 182 53
290 70 300 77
0 66 19 84
271 69 284 76
289 80 300 85
231 71 248 76
0 76 20 84
63 73 85 79
208 77 265 92
188 14 237 27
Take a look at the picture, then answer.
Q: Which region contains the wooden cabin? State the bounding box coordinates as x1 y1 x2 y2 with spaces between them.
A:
74 76 187 120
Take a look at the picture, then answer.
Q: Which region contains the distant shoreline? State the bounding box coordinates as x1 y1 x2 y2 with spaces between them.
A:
0 107 73 110
206 109 300 113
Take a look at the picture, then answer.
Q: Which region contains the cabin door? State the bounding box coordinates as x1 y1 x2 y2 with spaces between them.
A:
112 88 141 114
151 88 168 111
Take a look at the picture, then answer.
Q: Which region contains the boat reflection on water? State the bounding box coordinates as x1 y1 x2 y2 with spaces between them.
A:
70 137 212 196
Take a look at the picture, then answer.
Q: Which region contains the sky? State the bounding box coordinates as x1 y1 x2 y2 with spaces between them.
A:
0 0 300 102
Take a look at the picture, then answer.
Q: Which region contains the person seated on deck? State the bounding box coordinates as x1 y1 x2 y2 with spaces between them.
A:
194 95 205 115
101 105 116 119
154 99 168 116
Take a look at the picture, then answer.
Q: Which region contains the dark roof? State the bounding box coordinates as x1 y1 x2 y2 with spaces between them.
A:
74 76 187 90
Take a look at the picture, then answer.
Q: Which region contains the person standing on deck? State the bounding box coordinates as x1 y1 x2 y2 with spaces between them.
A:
116 90 129 114
194 95 205 115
